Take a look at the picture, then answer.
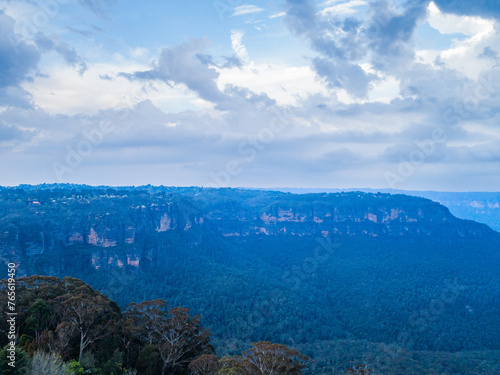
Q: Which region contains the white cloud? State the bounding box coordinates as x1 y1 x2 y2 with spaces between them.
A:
320 0 368 16
230 30 249 63
421 2 498 79
217 62 328 106
427 2 494 38
22 61 204 115
232 5 264 17
164 122 179 128
269 12 286 19
222 30 329 106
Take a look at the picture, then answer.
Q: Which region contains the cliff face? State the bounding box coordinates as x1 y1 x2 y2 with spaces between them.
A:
195 192 492 238
0 187 496 276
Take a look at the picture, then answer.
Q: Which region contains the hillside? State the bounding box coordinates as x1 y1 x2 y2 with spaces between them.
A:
1 185 499 374
275 188 500 232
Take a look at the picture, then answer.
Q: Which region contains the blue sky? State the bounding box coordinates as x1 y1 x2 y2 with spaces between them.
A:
1 0 500 191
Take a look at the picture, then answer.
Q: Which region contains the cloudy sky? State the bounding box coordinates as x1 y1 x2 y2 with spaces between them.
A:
1 0 499 190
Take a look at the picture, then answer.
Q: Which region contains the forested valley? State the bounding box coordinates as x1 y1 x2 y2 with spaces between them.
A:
0 185 499 374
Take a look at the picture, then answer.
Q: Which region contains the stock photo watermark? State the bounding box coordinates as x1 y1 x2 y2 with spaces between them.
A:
8 0 71 52
384 128 446 189
212 0 244 21
374 278 468 371
50 82 155 181
5 263 17 368
384 72 500 189
51 119 117 181
236 237 340 340
209 108 291 187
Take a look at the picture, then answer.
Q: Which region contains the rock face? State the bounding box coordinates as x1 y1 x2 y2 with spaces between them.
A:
0 187 496 277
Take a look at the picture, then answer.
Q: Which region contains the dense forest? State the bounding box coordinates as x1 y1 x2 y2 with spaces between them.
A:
0 275 312 374
0 185 499 374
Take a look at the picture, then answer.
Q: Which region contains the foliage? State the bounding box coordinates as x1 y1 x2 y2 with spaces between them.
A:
240 341 308 375
345 364 376 374
188 354 220 375
26 351 67 375
124 300 212 374
0 346 28 375
67 359 85 375
0 276 309 375
215 341 309 375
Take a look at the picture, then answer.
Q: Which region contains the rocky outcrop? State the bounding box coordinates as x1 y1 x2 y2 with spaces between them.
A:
0 187 496 275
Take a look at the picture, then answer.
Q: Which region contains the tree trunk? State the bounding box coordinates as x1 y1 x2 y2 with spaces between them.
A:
79 331 84 363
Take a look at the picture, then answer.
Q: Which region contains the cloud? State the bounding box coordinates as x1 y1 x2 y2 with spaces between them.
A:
66 26 99 39
312 56 375 97
320 0 368 16
0 11 40 107
123 38 227 106
479 46 498 60
232 5 265 16
23 60 205 115
34 33 88 74
99 74 113 80
0 120 32 144
222 55 244 69
231 30 249 63
2 0 500 190
121 38 276 112
269 12 286 19
364 0 429 74
430 0 500 21
76 0 117 18
284 0 377 97
419 2 498 80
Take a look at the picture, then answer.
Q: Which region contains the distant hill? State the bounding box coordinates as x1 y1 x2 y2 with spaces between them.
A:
269 188 500 232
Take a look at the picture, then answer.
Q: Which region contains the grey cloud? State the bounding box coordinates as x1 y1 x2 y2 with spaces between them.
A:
312 56 376 97
121 38 275 112
283 0 397 97
407 66 500 128
440 141 500 163
99 74 113 80
479 46 498 60
283 0 430 97
77 0 116 18
382 140 447 163
195 53 216 66
224 85 276 108
382 132 500 167
66 26 95 39
0 11 40 92
34 33 88 74
123 38 226 106
1 95 499 190
0 86 33 109
365 0 428 73
0 120 31 143
284 0 363 60
222 55 244 69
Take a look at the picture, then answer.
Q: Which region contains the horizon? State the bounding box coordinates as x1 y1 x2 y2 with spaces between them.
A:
2 183 500 194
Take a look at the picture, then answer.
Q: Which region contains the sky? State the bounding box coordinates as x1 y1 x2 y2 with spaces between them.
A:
0 0 499 191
